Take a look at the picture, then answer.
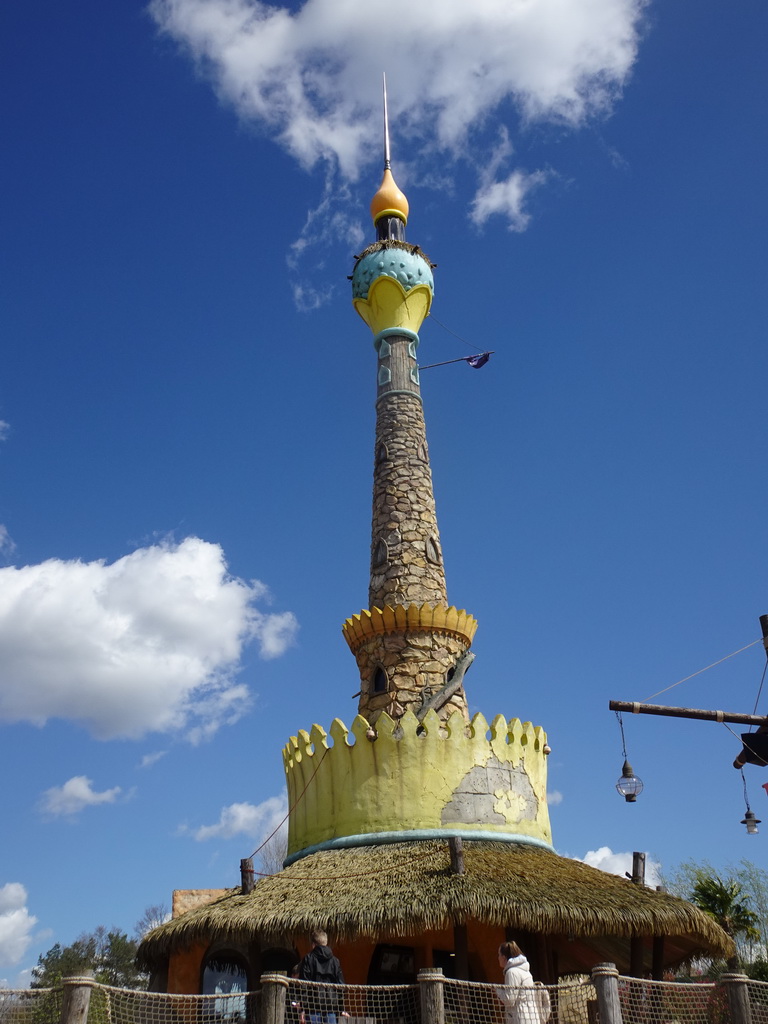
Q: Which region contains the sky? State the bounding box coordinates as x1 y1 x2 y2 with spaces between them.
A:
1 0 767 988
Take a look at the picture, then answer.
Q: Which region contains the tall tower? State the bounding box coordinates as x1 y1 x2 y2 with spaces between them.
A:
282 95 552 863
343 90 477 725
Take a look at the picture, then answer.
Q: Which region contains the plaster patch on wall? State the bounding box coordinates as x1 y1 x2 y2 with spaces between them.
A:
441 756 538 826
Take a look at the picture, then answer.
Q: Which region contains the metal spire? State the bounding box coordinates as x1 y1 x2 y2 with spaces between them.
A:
382 73 391 170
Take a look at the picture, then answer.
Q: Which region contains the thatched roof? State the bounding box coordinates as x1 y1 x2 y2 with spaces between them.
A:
137 840 733 972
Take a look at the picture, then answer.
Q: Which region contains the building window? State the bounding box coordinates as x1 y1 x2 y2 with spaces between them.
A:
202 953 248 1018
373 667 388 693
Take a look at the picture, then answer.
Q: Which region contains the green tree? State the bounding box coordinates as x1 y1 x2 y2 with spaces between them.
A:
30 937 97 988
666 859 768 967
686 870 759 970
30 928 146 990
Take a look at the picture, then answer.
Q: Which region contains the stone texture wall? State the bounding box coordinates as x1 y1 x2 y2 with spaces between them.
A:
171 889 227 918
355 630 469 722
369 389 447 609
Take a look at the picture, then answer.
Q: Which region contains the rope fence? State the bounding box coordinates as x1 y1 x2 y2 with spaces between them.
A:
3 968 767 1024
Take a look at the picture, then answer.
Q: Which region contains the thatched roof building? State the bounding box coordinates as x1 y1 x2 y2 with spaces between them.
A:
138 841 732 980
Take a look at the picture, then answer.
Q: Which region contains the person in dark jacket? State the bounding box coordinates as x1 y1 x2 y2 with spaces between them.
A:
299 930 345 1024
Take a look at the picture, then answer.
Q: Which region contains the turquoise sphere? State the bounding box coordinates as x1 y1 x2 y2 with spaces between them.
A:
352 246 434 300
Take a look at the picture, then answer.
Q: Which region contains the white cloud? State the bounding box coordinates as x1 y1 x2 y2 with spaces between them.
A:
578 846 662 887
0 526 15 558
150 0 644 234
151 0 643 173
547 790 564 806
39 776 122 818
259 611 302 658
473 168 548 231
0 537 298 741
471 169 549 231
138 751 167 769
0 884 37 967
186 795 288 841
0 421 9 442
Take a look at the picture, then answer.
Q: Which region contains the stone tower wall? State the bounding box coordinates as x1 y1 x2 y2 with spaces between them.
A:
369 388 447 609
354 629 469 723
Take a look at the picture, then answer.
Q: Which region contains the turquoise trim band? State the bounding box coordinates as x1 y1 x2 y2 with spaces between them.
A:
374 327 420 353
284 830 555 867
375 389 422 404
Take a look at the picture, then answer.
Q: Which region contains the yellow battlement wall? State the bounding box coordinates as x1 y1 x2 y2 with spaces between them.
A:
283 710 552 860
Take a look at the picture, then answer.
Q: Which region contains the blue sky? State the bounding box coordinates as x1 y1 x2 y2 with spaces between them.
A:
1 0 767 987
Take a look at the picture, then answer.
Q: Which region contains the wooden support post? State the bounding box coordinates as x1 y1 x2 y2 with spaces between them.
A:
722 973 753 1024
448 837 469 978
651 936 665 980
628 852 646 977
418 967 445 1024
534 933 553 985
449 837 465 875
59 972 94 1024
260 972 288 1024
630 853 646 885
592 963 623 1024
241 857 255 893
629 937 644 978
453 924 469 981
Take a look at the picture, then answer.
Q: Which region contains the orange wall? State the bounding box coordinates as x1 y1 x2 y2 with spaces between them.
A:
168 943 207 993
166 922 522 991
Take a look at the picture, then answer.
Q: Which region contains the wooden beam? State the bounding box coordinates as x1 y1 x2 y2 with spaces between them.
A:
609 701 768 727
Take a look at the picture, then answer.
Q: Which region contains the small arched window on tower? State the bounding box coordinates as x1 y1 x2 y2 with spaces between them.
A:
425 536 441 565
373 538 389 568
372 667 388 694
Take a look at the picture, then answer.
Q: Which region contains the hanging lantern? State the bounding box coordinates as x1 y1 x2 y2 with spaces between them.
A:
741 809 761 835
616 759 644 802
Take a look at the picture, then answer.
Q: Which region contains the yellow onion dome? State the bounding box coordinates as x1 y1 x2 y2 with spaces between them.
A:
370 167 409 226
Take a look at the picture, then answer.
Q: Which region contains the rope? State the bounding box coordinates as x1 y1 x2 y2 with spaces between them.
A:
741 767 752 813
641 637 763 703
615 711 628 759
751 659 768 717
428 314 487 353
247 745 331 860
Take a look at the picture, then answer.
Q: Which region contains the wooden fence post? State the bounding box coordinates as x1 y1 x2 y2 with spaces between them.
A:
592 963 623 1024
419 967 445 1024
59 971 94 1024
722 973 753 1024
260 972 289 1024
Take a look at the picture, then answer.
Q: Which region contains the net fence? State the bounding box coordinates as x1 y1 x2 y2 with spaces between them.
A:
443 978 592 1024
748 980 768 1024
0 989 63 1024
4 972 764 1024
617 978 719 1024
90 986 257 1024
287 980 419 1024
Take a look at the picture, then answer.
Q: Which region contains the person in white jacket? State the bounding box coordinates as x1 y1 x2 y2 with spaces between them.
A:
496 942 545 1024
